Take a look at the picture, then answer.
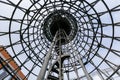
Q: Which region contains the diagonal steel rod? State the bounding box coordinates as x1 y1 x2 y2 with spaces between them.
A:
37 32 58 80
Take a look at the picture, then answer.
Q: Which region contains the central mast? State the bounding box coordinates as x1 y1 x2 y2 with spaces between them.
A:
37 29 70 80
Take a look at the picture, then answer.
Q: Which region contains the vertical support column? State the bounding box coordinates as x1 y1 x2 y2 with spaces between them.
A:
66 72 69 80
58 29 63 80
59 56 62 80
66 59 70 80
75 52 92 80
70 58 79 80
37 32 58 80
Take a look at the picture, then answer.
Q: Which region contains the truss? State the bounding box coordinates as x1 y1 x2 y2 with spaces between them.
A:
0 0 120 80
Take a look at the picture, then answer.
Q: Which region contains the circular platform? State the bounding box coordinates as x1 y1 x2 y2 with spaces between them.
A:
43 10 78 44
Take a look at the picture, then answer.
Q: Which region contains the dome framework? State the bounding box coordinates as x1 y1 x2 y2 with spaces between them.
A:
0 0 120 80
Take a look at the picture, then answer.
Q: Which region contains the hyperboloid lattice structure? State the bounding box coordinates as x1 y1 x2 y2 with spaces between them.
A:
0 0 120 80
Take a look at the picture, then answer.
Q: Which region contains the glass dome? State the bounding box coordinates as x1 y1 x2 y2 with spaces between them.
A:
0 0 120 80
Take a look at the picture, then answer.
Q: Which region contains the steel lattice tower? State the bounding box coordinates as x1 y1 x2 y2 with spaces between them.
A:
0 0 120 80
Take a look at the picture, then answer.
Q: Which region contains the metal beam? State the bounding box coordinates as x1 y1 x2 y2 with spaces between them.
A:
75 51 92 80
37 32 58 80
